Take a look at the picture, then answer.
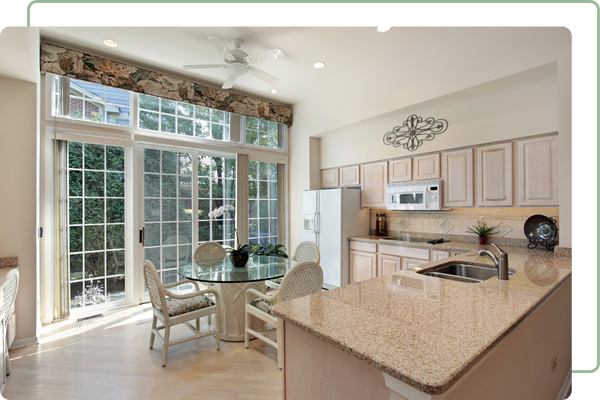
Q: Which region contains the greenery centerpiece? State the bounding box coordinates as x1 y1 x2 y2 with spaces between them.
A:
465 217 499 244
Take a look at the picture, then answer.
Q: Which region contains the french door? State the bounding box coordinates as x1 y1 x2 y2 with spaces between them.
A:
139 145 236 299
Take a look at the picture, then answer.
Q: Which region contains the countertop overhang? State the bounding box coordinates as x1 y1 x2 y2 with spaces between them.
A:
272 245 572 395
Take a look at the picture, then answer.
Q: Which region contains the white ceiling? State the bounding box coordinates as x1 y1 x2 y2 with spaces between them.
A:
39 27 454 106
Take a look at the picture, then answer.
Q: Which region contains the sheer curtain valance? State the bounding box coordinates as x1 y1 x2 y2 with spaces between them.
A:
40 42 293 126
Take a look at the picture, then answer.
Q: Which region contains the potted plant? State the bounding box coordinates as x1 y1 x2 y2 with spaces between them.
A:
250 243 289 258
209 205 250 267
465 217 499 244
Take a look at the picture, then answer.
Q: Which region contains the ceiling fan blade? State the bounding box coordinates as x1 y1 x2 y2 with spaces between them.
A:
183 64 226 69
222 75 237 89
243 48 285 65
247 66 280 85
207 36 235 62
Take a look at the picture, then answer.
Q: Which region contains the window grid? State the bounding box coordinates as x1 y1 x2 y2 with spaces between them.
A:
198 156 237 249
67 142 126 309
245 117 280 149
138 94 231 141
248 161 278 247
56 77 131 127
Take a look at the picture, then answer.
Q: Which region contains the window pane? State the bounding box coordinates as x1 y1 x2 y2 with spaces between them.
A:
245 117 281 149
139 110 159 131
139 94 159 111
248 161 278 247
178 117 193 136
161 114 176 133
161 99 176 114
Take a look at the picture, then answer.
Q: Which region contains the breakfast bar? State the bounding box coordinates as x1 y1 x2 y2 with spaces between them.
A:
272 246 571 400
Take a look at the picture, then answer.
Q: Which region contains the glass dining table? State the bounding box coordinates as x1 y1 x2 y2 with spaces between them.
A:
178 254 298 342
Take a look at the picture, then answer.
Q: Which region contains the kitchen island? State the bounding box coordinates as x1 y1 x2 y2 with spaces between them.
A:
272 246 571 400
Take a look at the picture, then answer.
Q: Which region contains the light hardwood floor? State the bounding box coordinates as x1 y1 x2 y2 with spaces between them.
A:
4 306 282 400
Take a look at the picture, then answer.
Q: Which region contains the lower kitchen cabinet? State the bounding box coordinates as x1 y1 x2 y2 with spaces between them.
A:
350 250 377 283
377 254 402 276
431 249 451 261
401 257 429 270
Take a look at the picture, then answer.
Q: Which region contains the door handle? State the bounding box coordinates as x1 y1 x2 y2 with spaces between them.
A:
140 228 145 246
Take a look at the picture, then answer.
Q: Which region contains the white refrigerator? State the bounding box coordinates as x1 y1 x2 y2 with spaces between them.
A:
302 187 370 289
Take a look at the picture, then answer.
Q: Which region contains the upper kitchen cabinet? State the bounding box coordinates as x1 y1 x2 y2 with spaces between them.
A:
389 158 412 183
442 148 474 207
321 168 339 188
413 154 441 180
517 135 559 206
476 143 513 206
339 165 360 186
361 161 388 208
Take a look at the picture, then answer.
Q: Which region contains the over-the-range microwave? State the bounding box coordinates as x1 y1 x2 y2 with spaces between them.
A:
387 179 442 211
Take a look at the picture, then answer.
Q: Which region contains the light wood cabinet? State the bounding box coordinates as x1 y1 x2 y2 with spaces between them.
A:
442 148 474 207
350 250 377 283
321 168 339 188
401 257 430 270
340 165 360 186
431 250 451 261
476 143 513 206
377 254 402 276
517 135 559 206
414 153 441 180
388 159 412 183
361 162 388 208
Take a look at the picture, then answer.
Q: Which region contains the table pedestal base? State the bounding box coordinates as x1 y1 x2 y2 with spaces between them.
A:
214 281 266 342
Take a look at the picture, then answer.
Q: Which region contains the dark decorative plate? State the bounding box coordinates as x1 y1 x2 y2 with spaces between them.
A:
524 214 558 250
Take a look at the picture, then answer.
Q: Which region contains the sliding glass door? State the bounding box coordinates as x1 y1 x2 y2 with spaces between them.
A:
141 146 237 296
66 141 128 311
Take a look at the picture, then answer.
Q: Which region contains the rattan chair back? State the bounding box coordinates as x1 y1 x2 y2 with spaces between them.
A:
194 242 226 262
292 241 320 264
278 261 323 303
1 269 19 317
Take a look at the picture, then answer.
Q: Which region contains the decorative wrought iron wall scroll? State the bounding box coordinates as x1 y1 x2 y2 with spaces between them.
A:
383 114 448 152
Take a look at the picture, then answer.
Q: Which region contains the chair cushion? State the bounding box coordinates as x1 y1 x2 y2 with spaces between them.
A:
166 296 214 317
250 298 278 314
270 278 282 284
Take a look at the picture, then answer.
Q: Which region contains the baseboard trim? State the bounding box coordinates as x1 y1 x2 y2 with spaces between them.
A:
10 336 39 350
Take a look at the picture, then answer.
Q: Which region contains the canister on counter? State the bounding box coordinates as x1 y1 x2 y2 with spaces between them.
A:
376 212 387 236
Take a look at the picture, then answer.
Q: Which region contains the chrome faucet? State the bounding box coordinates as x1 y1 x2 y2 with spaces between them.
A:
477 244 509 280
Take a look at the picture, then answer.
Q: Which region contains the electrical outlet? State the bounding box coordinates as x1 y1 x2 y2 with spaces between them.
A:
551 356 558 371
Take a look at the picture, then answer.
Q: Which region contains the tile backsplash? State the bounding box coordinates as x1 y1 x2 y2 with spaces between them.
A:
370 208 559 243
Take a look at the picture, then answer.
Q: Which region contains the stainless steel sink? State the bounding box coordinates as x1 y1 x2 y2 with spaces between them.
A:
419 262 516 283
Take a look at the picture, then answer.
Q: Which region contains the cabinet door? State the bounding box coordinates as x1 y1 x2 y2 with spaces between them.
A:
377 254 402 276
340 165 360 186
442 148 474 207
389 159 412 183
431 250 451 261
350 250 377 283
361 162 388 208
401 257 429 270
414 153 441 180
321 168 339 188
517 136 559 206
476 143 513 206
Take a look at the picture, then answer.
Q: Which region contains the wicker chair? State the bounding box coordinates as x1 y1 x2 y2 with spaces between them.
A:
143 260 220 367
193 242 226 323
2 269 19 376
245 261 323 369
266 241 321 290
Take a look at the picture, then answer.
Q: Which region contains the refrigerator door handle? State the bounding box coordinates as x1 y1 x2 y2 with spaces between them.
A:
315 211 320 234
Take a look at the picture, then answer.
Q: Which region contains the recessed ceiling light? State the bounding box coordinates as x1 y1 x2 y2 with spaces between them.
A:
269 89 279 94
377 26 392 33
102 39 118 48
313 62 325 69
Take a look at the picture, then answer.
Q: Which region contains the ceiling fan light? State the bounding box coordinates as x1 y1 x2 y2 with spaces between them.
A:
225 62 248 76
269 89 279 94
102 39 118 47
313 61 325 69
377 26 392 33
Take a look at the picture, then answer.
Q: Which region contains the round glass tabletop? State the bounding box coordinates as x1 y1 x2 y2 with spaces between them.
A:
177 254 297 283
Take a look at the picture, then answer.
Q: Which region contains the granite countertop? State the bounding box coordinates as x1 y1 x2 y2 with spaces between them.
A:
272 247 571 395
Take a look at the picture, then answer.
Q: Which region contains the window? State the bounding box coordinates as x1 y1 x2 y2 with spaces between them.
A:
139 94 231 140
245 117 282 149
67 142 126 309
198 156 237 248
53 76 131 127
248 161 278 246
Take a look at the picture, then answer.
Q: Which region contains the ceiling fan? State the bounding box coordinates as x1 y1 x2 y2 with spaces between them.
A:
183 36 284 89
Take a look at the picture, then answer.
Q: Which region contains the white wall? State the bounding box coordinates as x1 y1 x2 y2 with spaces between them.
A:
0 77 38 344
289 27 572 250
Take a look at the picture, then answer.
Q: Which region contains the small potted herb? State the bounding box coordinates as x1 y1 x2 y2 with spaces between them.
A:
465 217 499 244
